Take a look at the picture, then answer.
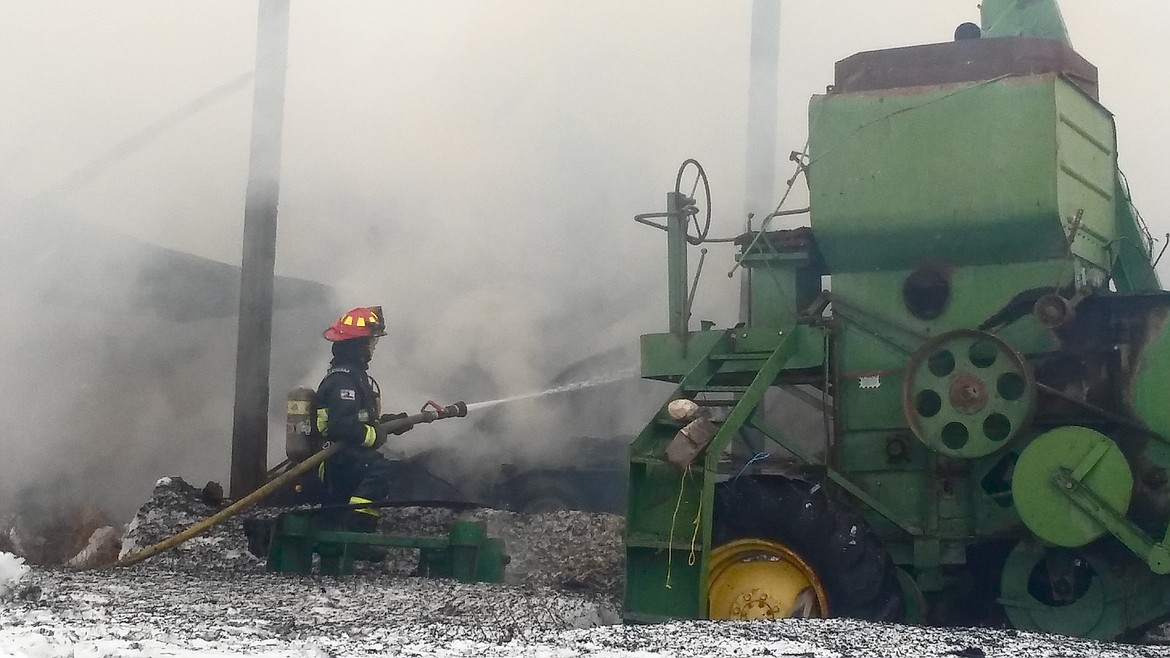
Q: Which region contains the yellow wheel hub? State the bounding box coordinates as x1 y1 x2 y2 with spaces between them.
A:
707 538 829 619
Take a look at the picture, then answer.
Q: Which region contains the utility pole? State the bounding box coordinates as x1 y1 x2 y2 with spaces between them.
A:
230 0 290 498
740 0 782 324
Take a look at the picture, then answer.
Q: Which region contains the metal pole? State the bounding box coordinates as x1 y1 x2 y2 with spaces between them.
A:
230 0 290 498
667 191 689 338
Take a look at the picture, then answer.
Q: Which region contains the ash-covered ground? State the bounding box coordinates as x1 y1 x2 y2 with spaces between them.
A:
4 477 1170 657
112 477 625 598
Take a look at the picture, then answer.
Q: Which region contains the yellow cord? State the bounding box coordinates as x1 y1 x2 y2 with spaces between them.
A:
665 465 691 589
688 491 703 567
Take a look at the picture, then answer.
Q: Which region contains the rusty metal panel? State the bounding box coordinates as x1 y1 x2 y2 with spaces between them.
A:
833 37 1098 99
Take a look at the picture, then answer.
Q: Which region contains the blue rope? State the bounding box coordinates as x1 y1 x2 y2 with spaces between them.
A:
734 452 771 481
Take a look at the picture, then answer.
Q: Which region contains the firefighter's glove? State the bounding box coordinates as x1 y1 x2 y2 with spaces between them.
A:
378 412 415 436
370 424 388 449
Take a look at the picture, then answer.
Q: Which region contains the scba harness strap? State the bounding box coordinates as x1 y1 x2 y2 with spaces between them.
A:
311 366 383 443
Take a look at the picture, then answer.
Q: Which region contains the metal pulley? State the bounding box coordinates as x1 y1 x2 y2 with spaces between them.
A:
1033 293 1077 329
902 330 1035 458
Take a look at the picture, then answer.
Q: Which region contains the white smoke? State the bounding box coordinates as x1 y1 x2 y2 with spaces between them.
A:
0 1 1165 520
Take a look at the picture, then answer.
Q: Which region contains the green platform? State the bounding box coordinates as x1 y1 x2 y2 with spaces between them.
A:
266 512 508 582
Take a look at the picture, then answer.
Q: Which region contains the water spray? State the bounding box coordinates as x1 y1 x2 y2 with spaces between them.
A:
465 368 638 412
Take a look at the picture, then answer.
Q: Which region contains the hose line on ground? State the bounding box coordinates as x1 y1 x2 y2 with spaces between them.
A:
110 443 342 569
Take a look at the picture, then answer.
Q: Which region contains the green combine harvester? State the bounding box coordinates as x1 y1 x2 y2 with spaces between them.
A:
625 0 1170 640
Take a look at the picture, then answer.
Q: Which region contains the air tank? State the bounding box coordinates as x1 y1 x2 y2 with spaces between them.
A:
285 386 316 462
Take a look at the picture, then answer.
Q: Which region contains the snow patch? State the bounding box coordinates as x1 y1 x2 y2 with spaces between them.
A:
0 550 29 599
8 475 1169 657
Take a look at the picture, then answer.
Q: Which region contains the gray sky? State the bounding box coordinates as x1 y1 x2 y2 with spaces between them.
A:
2 2 1166 294
0 1 1167 514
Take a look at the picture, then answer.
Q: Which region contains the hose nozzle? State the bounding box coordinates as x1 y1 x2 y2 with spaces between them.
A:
380 400 470 435
443 401 468 418
423 400 468 419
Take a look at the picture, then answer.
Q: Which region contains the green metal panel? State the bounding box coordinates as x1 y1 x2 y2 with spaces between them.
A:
836 430 928 473
809 75 1116 273
853 471 925 530
267 513 316 574
1054 80 1118 272
981 0 1070 43
972 448 1025 536
640 331 725 382
624 328 802 621
832 261 1071 339
739 249 822 329
830 260 1065 433
837 369 907 430
640 327 823 382
266 513 506 582
1112 180 1161 291
626 6 1170 638
624 459 707 620
625 333 728 621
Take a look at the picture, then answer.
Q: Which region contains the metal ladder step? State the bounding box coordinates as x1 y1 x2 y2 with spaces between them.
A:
682 385 750 393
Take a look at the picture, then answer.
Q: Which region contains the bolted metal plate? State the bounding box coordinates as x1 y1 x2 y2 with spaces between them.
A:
903 330 1035 458
1013 426 1133 548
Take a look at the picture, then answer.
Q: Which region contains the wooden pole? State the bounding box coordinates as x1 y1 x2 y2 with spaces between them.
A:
230 0 290 498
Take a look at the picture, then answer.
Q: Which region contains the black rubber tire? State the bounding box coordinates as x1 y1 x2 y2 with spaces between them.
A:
508 474 582 513
712 475 904 622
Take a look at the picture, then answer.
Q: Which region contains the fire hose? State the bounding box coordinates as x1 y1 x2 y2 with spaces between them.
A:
111 401 468 568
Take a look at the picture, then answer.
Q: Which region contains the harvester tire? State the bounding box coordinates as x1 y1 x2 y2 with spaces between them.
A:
509 474 581 514
713 475 904 621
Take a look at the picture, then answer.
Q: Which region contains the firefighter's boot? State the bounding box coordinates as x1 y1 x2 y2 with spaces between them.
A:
346 510 387 563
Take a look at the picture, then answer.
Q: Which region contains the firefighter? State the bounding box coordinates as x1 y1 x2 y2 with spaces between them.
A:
315 306 413 536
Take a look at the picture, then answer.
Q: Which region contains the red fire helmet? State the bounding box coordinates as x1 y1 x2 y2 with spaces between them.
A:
323 306 387 342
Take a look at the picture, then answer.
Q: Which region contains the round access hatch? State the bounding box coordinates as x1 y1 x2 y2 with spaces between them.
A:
1012 426 1133 548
